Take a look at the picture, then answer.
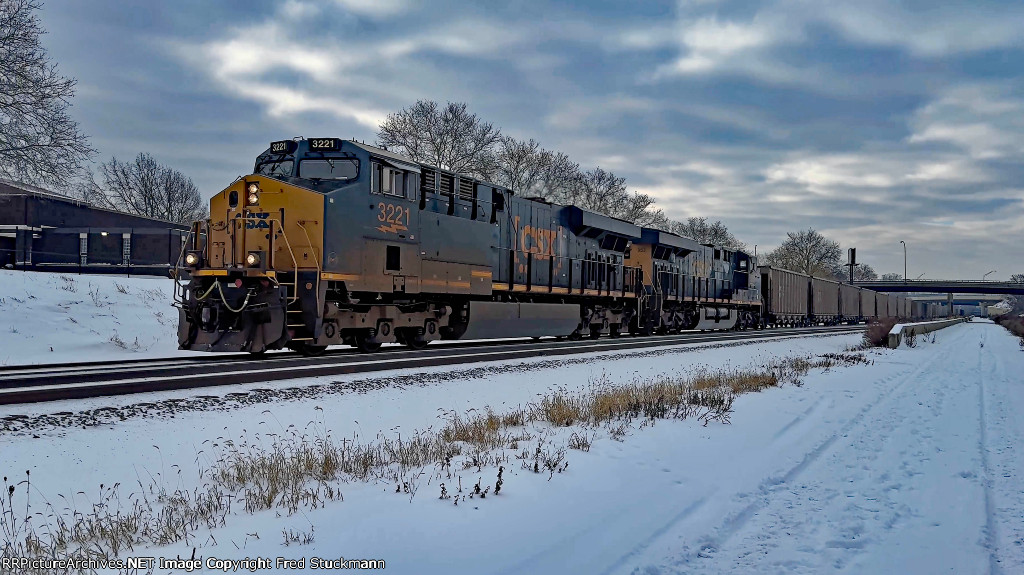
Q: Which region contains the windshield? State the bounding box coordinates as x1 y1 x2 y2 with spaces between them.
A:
299 159 359 180
255 160 294 178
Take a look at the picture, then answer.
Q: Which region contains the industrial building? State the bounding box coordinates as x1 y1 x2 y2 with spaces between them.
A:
0 178 189 275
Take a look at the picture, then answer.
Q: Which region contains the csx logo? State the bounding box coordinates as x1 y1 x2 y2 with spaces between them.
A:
246 213 271 230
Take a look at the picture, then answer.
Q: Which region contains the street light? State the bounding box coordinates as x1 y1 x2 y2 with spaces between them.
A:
899 241 907 282
983 270 997 280
915 273 925 280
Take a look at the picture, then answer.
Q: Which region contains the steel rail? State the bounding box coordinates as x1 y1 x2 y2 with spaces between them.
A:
0 325 866 405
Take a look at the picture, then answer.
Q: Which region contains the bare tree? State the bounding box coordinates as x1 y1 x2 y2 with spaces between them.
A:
535 159 576 203
376 100 725 233
0 0 93 186
377 100 501 179
490 136 550 193
92 153 205 224
764 228 842 277
668 217 746 250
852 263 878 281
880 272 903 281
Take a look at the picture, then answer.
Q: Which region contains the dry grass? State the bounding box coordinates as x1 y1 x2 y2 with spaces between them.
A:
857 318 899 348
995 315 1024 337
1 353 870 571
994 315 1024 349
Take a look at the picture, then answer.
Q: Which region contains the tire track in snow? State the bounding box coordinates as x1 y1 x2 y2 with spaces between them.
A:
985 326 1024 572
977 328 1003 575
772 396 827 440
652 325 977 573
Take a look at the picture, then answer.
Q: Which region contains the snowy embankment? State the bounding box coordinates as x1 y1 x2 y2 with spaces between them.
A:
2 321 1020 574
0 270 187 365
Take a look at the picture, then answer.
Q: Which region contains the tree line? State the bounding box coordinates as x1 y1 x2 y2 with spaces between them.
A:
0 0 205 223
377 100 746 250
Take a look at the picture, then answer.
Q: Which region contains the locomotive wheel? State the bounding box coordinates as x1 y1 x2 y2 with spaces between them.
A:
355 333 382 353
404 339 429 350
397 328 429 350
567 329 583 341
589 327 601 339
609 325 621 338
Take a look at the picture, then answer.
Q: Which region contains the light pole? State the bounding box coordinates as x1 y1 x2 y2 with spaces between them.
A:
983 270 997 281
900 241 907 282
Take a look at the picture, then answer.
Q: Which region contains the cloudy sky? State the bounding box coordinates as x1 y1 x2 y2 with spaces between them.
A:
37 0 1024 279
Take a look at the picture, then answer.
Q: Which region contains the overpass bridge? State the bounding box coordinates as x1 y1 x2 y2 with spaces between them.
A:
853 280 1021 317
852 280 1024 295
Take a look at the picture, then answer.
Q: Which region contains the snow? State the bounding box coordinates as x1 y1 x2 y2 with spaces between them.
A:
2 284 1021 574
0 270 190 365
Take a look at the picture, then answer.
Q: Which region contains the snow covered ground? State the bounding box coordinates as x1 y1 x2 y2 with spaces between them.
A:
2 320 1020 574
0 270 190 365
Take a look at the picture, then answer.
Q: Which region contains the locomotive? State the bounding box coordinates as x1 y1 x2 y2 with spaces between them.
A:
174 138 936 355
174 138 763 355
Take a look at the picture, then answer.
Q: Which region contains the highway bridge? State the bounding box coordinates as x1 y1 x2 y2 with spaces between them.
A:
853 280 1024 295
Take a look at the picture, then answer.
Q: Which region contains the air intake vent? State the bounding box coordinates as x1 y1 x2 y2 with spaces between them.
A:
421 169 436 195
438 172 454 197
458 177 475 200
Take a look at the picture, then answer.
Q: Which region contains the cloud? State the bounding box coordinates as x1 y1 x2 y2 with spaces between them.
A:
812 0 1024 57
177 2 540 129
39 0 1024 278
657 17 779 75
333 0 411 18
908 84 1024 159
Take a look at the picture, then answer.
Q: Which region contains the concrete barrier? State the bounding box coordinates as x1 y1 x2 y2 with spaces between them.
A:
887 318 968 348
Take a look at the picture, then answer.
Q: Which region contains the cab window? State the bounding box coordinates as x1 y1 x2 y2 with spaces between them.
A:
255 160 294 179
299 158 359 180
372 162 406 198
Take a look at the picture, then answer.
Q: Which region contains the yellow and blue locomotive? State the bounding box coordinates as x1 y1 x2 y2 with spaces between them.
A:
175 138 761 355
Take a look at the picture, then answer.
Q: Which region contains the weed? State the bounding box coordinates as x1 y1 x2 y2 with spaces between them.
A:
568 431 592 452
88 284 105 307
109 333 144 351
995 315 1024 338
282 527 314 546
905 332 917 348
862 318 898 348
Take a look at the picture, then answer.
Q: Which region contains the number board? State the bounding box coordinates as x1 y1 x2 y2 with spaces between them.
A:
308 138 341 152
269 140 297 154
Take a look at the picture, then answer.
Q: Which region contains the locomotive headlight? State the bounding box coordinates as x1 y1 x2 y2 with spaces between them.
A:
245 251 262 267
246 182 260 205
184 251 202 267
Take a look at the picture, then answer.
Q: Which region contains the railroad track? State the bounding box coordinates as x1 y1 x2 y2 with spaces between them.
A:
0 325 866 405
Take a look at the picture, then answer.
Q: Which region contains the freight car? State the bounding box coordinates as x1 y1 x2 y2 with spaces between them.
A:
759 266 810 326
174 138 762 354
860 288 876 320
811 276 841 324
839 283 862 323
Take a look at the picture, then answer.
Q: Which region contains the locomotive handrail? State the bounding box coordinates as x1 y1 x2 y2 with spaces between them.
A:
490 246 639 298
